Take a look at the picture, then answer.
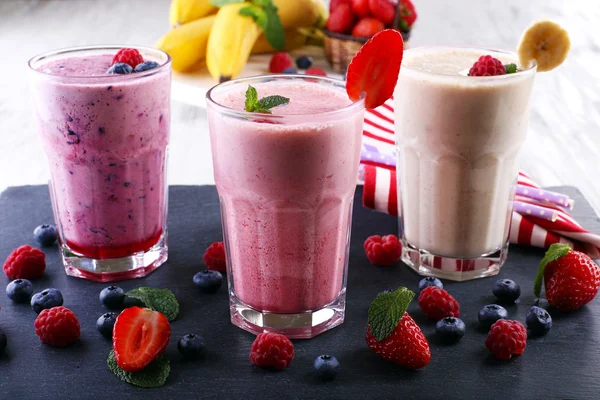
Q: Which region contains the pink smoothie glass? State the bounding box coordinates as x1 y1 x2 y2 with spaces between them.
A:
207 75 365 338
28 46 171 282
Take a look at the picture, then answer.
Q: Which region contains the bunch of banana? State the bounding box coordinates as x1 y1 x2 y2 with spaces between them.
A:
157 0 327 78
517 20 570 72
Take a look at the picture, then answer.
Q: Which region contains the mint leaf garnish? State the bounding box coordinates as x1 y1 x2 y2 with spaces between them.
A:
107 350 170 388
126 287 179 322
244 85 289 113
367 287 415 342
239 5 268 29
534 243 572 298
505 63 518 74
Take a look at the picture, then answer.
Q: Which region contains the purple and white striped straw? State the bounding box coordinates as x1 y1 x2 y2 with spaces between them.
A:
513 201 558 222
516 185 574 210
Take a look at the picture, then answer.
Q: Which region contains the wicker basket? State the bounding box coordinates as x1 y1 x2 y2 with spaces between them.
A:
324 30 411 73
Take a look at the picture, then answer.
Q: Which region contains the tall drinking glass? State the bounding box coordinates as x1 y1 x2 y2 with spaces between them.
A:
207 75 365 338
394 47 536 281
28 46 171 282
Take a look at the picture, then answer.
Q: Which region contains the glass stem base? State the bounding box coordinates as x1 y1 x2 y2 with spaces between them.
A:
60 233 168 282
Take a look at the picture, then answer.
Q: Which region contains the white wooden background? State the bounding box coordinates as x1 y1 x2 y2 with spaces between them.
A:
1 0 599 212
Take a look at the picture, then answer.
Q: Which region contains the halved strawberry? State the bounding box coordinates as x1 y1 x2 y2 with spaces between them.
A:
346 29 404 109
112 307 171 372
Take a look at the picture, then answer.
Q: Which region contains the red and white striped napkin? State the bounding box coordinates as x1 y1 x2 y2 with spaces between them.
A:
360 99 600 258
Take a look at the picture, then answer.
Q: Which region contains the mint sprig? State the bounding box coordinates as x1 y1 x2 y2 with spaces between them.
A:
533 243 572 298
126 287 179 322
211 0 285 50
107 350 170 388
245 85 289 113
368 287 415 342
505 63 518 74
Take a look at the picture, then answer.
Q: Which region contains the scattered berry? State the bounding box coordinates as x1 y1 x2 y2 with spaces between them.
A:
0 328 6 353
295 55 313 69
526 306 552 336
468 55 506 76
478 304 508 329
313 355 340 380
351 0 371 18
268 52 294 74
178 334 206 360
492 279 521 303
113 307 171 372
485 320 527 361
6 279 33 303
418 286 460 320
134 61 159 72
112 48 144 68
282 67 297 74
363 234 402 266
107 62 133 75
99 286 126 310
418 276 443 292
536 244 600 311
31 288 63 314
435 317 466 343
193 270 223 294
250 332 294 371
97 312 118 339
305 67 327 76
352 17 385 38
34 306 80 347
368 0 395 25
203 241 226 272
326 3 355 34
33 224 58 246
3 245 46 280
122 295 146 308
399 0 417 29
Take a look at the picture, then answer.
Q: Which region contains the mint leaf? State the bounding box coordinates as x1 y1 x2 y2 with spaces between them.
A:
245 85 259 113
211 0 243 6
263 6 285 50
534 243 572 298
368 287 415 342
239 5 268 30
107 350 169 388
505 63 518 74
256 95 289 110
244 85 290 113
126 287 179 322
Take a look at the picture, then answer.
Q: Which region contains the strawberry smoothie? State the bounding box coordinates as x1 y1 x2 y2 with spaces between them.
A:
394 47 536 279
28 47 170 280
207 76 364 337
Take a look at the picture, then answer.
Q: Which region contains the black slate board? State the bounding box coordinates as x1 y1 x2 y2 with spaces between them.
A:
0 185 599 400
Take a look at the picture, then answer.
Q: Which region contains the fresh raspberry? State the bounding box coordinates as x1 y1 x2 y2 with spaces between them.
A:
269 52 293 73
468 55 506 76
366 312 430 369
305 67 327 76
112 48 144 69
484 319 527 360
249 332 294 370
351 0 371 18
352 17 385 38
326 3 355 34
418 286 460 320
542 248 600 311
368 0 395 25
3 245 46 279
34 306 80 347
203 241 226 272
363 234 402 266
399 0 417 29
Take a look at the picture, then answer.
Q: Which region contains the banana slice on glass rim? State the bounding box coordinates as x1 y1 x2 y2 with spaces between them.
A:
517 20 571 72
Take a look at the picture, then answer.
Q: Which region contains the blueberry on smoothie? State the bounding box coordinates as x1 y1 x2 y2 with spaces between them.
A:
134 61 160 72
107 62 133 75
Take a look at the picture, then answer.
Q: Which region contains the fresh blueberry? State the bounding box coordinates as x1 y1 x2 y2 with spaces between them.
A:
313 354 340 380
107 62 133 75
122 295 145 308
492 279 521 303
96 312 118 339
478 304 508 328
526 306 552 336
134 61 160 72
99 286 125 309
0 328 6 354
435 317 466 343
282 67 297 74
33 224 58 246
6 279 33 303
418 276 443 292
296 55 313 69
178 334 206 360
31 288 63 314
193 270 223 294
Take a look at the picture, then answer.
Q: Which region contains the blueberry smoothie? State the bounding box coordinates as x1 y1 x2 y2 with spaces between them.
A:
29 47 170 279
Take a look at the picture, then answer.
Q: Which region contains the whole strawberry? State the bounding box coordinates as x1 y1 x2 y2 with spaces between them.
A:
534 243 600 311
365 287 430 369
